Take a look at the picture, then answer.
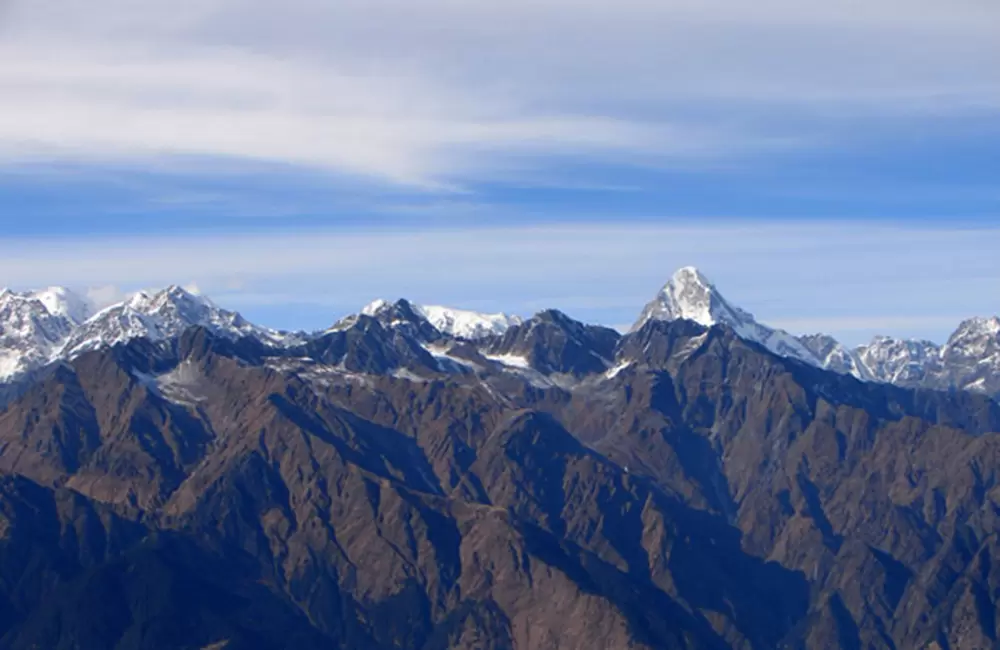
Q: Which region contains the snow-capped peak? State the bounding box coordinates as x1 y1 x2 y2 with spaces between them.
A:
0 287 85 380
0 286 92 325
631 266 754 330
632 266 820 366
4 277 1000 400
627 269 1000 396
414 305 522 340
360 299 390 317
352 298 522 340
59 285 291 359
0 284 305 383
947 316 1000 343
28 287 93 324
797 333 874 381
941 316 1000 367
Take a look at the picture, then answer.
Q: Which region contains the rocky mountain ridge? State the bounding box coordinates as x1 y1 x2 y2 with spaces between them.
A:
634 267 1000 398
2 269 999 401
0 296 997 648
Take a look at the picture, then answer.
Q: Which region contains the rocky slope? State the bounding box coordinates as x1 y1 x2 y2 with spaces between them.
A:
0 298 998 648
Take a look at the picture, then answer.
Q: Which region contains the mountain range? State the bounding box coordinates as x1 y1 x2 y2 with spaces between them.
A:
3 267 998 400
632 267 1000 397
0 268 997 649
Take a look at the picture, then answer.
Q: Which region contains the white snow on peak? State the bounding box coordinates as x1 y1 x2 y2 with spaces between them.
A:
940 316 1000 373
841 317 1000 394
354 298 521 340
60 285 293 358
0 283 308 383
414 305 522 340
360 299 390 317
29 287 93 324
947 316 1000 346
854 336 942 385
632 268 1000 391
0 287 87 380
633 266 753 329
797 333 874 381
632 267 819 367
4 276 1000 400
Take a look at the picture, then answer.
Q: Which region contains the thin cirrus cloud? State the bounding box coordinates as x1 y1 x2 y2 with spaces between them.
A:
1 222 998 345
0 0 997 189
0 50 666 189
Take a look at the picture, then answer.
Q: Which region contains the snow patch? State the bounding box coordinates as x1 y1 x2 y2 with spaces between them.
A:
0 352 23 380
391 368 429 382
484 353 532 369
605 360 633 379
133 361 206 407
265 357 376 389
963 377 987 391
421 343 479 373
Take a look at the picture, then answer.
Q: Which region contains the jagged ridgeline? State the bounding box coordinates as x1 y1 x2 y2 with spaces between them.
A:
3 268 999 396
0 269 997 649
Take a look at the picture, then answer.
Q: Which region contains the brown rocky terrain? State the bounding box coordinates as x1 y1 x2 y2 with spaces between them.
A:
0 310 997 649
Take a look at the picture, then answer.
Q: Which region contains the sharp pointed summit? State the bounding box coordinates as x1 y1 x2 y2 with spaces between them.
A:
631 266 821 366
630 266 754 332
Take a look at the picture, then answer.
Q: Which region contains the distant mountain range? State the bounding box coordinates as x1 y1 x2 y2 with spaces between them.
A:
0 268 998 648
634 267 1000 397
3 267 998 399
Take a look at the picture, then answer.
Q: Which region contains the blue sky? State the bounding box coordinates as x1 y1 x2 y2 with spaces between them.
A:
0 0 998 345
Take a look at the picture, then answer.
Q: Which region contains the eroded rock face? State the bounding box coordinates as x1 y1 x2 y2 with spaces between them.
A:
0 317 998 649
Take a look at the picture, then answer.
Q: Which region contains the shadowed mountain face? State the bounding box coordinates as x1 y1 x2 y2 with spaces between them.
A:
0 312 998 649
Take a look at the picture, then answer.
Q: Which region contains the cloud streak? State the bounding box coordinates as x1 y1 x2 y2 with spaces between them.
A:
0 0 996 187
0 48 682 188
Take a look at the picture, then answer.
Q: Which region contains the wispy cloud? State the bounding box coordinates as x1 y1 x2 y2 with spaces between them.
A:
0 0 996 187
0 43 774 190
